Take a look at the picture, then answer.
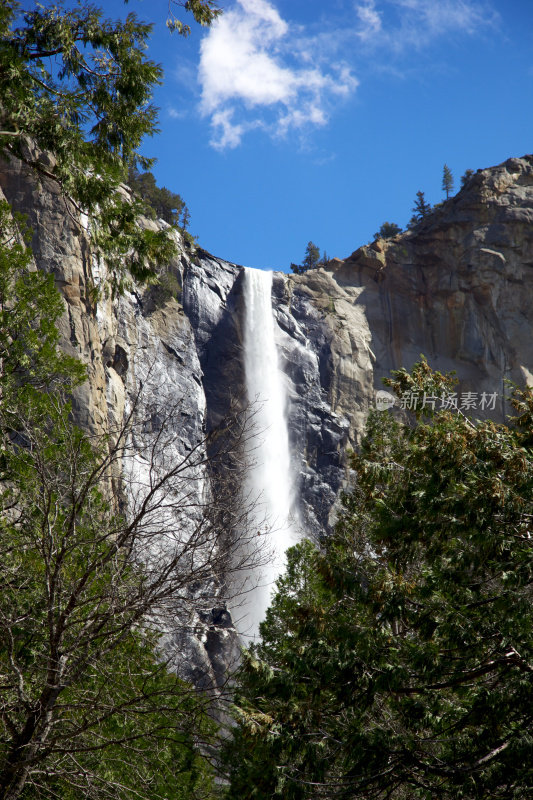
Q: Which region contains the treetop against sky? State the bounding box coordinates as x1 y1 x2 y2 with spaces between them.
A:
12 1 533 270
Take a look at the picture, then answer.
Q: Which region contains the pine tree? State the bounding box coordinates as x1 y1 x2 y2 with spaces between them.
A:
224 360 533 800
291 242 321 274
180 205 191 231
303 241 320 270
408 190 432 227
442 163 454 198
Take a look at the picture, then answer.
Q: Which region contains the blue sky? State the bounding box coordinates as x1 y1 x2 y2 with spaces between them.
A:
112 0 533 271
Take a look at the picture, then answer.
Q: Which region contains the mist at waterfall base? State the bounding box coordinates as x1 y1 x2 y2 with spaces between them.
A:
233 268 301 640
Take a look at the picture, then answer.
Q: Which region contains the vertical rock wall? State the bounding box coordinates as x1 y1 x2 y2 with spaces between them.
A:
297 155 533 441
2 152 532 678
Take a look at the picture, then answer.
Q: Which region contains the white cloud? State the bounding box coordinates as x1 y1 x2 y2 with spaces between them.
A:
196 0 498 149
394 0 495 32
355 1 383 40
198 0 358 149
355 0 499 51
210 109 250 149
167 106 188 120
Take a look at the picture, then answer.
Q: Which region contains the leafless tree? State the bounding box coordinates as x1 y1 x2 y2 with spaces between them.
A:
0 376 268 800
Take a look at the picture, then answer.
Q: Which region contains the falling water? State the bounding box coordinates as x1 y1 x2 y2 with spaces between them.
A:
238 267 299 637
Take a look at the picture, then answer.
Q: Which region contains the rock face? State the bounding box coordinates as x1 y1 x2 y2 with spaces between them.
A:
2 153 533 678
308 156 533 440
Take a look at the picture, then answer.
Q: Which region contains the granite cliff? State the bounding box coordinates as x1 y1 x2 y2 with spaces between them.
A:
2 152 532 680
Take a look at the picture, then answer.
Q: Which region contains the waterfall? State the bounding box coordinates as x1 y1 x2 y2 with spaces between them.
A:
237 267 299 638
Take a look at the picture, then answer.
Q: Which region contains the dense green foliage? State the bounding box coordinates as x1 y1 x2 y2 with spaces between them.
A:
225 360 533 799
0 173 218 800
127 166 191 228
374 221 402 239
0 0 218 284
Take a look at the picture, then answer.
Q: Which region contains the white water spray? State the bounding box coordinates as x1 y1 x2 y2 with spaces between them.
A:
239 267 300 637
